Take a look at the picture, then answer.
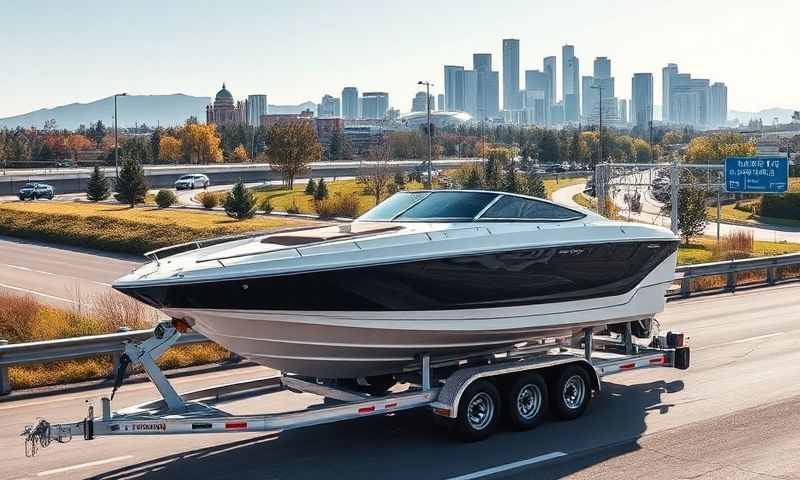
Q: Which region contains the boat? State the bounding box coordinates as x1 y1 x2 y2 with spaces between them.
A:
113 190 679 379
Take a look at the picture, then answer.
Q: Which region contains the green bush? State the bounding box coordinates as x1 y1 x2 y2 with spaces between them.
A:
286 200 301 214
223 181 256 220
304 179 316 195
155 190 177 209
197 191 219 209
759 193 800 220
314 178 329 201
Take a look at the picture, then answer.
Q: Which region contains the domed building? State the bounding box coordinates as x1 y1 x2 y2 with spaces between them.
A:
206 83 247 126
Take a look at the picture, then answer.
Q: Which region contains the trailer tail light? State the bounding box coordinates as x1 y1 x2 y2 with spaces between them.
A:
358 406 375 414
384 403 398 409
432 407 450 417
225 422 247 429
619 363 636 370
649 356 666 365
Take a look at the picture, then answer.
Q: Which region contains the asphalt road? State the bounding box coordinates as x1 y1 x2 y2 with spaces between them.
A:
1 267 799 479
0 236 141 306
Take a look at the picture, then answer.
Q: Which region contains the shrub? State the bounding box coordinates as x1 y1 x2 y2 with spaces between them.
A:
259 197 273 214
314 178 329 201
223 180 257 220
304 178 317 195
286 200 301 214
394 171 406 189
154 189 177 208
315 192 360 219
712 231 754 261
759 193 800 220
734 200 759 213
86 165 111 201
387 182 400 195
197 191 219 209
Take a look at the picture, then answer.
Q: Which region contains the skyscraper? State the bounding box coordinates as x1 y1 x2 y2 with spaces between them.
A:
444 65 465 112
437 94 445 111
502 39 521 111
593 57 611 79
618 99 628 125
662 63 679 122
710 82 728 128
631 73 654 128
665 65 714 127
361 92 389 119
561 45 580 122
411 91 434 113
543 56 557 113
473 53 500 120
341 87 359 120
317 94 341 118
581 76 596 123
524 70 549 125
246 94 268 127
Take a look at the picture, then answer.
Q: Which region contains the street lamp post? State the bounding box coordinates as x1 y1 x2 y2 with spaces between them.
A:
591 84 604 166
113 93 128 178
418 81 433 189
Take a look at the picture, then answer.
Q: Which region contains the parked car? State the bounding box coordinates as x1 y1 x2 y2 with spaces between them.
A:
174 174 210 190
18 183 54 200
55 160 75 168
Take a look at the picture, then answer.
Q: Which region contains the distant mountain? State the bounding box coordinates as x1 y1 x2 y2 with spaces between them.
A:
0 95 318 130
728 108 796 125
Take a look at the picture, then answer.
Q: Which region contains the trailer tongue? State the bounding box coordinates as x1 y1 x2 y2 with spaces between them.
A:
22 320 689 456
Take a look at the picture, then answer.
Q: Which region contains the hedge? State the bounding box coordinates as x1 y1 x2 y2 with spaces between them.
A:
759 193 800 220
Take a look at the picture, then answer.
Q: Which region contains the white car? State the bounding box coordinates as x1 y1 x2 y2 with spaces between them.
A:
174 174 210 190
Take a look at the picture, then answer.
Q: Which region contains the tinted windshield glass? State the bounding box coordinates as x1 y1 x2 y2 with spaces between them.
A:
358 192 429 221
480 195 584 221
178 176 191 180
395 192 497 221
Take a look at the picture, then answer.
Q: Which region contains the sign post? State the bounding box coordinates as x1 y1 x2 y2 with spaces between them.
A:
724 156 789 193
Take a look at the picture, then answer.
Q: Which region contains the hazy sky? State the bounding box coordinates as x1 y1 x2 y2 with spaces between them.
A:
1 0 796 118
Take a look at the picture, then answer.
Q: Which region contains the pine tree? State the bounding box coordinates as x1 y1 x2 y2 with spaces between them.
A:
483 157 500 190
502 163 520 194
223 180 256 220
304 178 317 195
527 170 546 198
86 165 110 201
114 157 147 207
314 178 328 201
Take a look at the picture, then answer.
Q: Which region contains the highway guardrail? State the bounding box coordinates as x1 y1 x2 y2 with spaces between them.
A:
2 252 799 395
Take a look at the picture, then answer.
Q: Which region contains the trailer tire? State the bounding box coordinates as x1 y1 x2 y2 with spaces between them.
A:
454 380 500 442
550 365 591 421
506 373 548 430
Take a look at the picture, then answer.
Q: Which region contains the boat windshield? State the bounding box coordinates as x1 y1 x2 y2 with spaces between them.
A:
395 191 497 221
357 191 430 221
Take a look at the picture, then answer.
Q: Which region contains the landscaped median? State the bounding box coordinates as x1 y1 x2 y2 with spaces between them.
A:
0 201 315 255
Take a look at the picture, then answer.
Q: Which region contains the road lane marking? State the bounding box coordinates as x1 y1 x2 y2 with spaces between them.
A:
0 282 77 304
1 263 111 286
696 332 785 351
445 452 566 480
36 455 134 476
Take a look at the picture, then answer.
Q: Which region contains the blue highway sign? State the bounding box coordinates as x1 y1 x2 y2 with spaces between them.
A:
724 156 788 193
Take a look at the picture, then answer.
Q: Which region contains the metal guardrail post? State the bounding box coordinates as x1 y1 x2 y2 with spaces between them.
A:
726 270 737 292
767 267 777 285
680 271 692 298
0 339 10 395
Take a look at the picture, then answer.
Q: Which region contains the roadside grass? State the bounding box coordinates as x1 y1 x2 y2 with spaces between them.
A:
791 177 799 192
676 235 800 265
543 177 589 199
0 201 314 255
0 290 231 389
705 202 800 228
251 179 426 216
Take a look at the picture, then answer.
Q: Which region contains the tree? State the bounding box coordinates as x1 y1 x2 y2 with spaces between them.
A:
159 135 182 163
114 157 147 207
463 166 482 189
538 131 560 164
305 178 317 195
526 170 546 198
361 140 393 204
661 181 708 244
685 133 756 163
223 180 256 220
483 156 501 190
149 128 162 161
86 165 111 201
327 128 351 160
314 178 328 201
232 144 250 162
121 136 149 163
502 162 521 194
394 171 406 189
65 134 93 160
182 124 223 164
265 121 321 188
662 130 683 145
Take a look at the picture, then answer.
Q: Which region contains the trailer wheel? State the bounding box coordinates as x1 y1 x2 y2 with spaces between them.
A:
506 373 548 430
455 380 500 442
550 365 591 420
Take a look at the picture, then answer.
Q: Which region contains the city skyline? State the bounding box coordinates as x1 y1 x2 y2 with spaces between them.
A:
1 0 796 119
